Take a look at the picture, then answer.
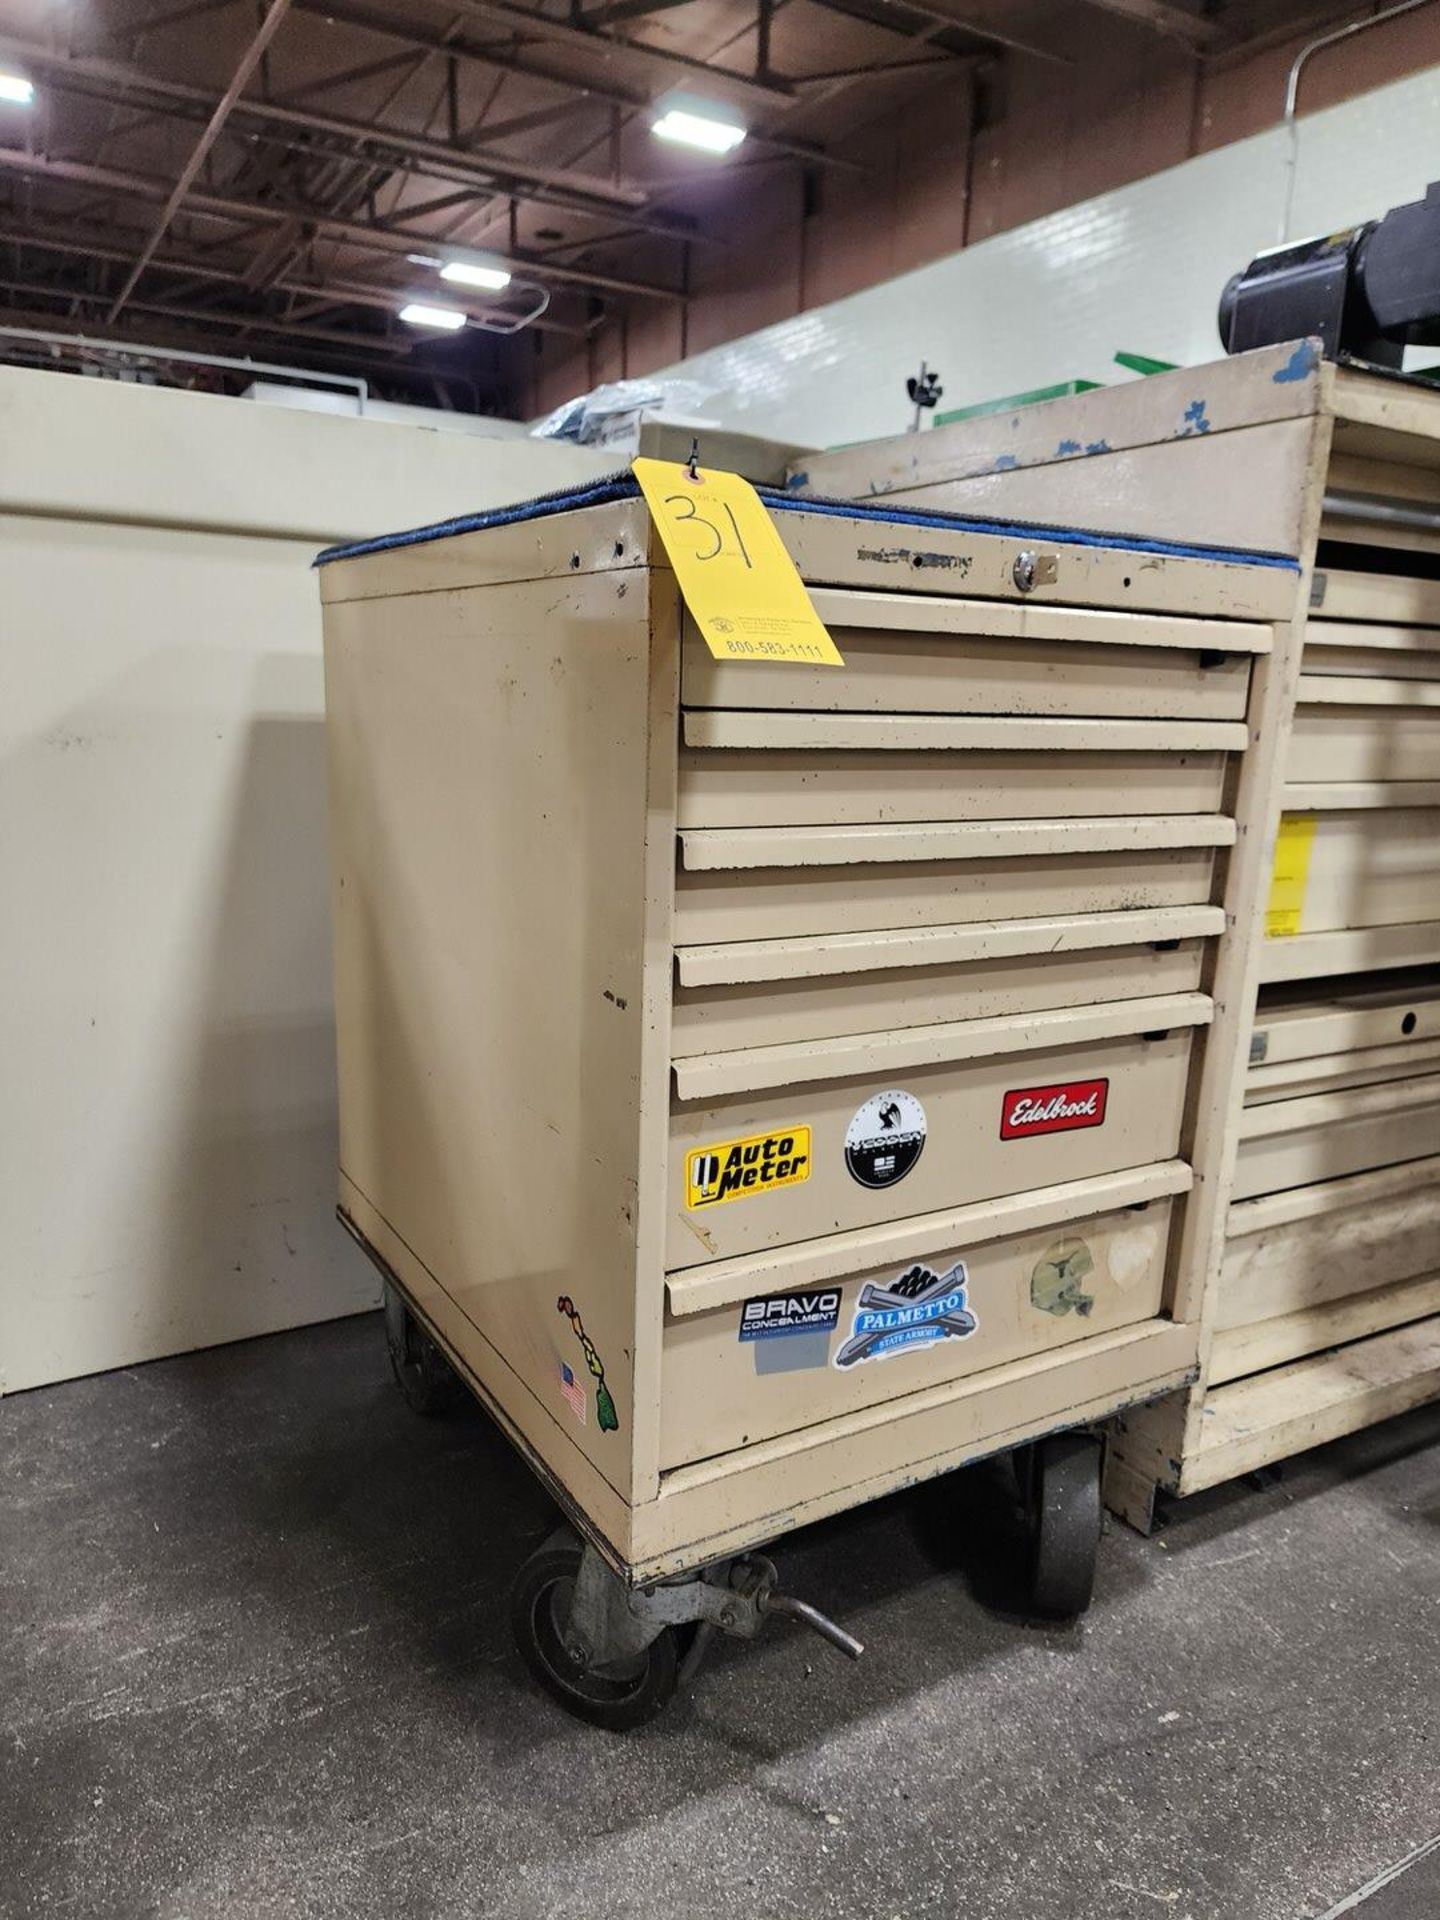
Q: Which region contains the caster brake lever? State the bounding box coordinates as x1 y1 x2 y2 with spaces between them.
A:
762 1589 865 1661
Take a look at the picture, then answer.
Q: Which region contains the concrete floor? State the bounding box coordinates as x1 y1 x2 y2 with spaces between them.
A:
3 1317 1437 1920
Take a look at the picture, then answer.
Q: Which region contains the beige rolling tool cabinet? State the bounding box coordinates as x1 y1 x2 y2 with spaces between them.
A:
795 341 1440 1530
316 470 1294 1725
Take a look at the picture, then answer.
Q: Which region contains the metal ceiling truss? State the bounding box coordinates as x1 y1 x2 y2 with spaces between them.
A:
0 147 684 301
107 0 295 321
0 38 683 227
281 0 867 172
0 0 1271 408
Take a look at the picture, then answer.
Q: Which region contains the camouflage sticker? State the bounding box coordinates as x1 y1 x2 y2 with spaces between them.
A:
1030 1238 1095 1318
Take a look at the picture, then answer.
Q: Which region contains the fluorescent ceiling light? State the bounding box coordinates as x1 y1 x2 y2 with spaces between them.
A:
440 259 512 292
651 101 745 155
0 71 35 107
399 301 468 331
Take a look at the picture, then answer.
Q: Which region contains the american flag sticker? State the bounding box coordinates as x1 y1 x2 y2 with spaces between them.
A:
558 1360 587 1425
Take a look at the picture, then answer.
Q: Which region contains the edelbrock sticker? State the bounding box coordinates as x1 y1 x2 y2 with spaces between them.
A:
738 1289 840 1375
1000 1077 1108 1142
686 1126 811 1209
833 1261 976 1369
844 1090 926 1189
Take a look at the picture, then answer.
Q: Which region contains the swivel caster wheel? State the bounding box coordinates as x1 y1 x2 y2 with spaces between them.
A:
510 1530 681 1731
382 1280 464 1417
1020 1432 1103 1621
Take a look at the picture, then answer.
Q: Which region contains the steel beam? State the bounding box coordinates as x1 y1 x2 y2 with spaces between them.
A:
284 0 866 174
583 0 702 25
107 0 295 322
803 0 1070 63
439 0 797 109
98 0 240 43
1075 0 1213 45
288 0 654 113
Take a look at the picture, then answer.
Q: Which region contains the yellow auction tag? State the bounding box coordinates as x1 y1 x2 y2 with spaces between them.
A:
633 456 843 665
1266 813 1317 938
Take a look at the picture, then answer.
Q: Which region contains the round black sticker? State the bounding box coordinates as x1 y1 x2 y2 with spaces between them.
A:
844 1090 927 1189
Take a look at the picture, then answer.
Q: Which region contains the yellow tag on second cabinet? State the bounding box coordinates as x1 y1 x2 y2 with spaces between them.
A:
1266 813 1317 938
632 456 843 666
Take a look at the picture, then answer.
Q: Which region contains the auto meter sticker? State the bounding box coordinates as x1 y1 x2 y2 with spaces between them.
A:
844 1090 926 1189
686 1126 811 1209
834 1261 976 1369
1000 1076 1108 1141
738 1288 841 1375
1030 1237 1096 1318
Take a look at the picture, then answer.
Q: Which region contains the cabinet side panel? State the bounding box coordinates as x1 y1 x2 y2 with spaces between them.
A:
324 564 650 1501
791 421 1317 561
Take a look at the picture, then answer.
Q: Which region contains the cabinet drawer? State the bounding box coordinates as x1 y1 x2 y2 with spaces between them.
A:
1220 1156 1440 1335
1249 976 1440 1071
682 625 1250 720
660 1184 1179 1469
1214 1155 1440 1383
1264 809 1440 939
678 718 1232 829
1310 568 1440 626
674 845 1219 944
1287 708 1440 785
1231 1073 1440 1201
666 1028 1196 1267
1302 621 1440 682
672 939 1208 1057
674 902 1225 987
679 815 1233 873
1244 1036 1440 1104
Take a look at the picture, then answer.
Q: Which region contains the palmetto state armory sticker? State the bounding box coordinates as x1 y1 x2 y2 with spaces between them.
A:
844 1091 926 1189
833 1261 976 1369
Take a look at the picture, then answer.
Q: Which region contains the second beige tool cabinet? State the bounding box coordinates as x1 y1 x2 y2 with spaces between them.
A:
793 342 1440 1524
318 473 1294 1724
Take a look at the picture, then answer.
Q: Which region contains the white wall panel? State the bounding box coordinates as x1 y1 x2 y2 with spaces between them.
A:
649 65 1440 449
0 369 610 1392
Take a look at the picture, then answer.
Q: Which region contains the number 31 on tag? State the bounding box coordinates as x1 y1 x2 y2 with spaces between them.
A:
632 457 844 666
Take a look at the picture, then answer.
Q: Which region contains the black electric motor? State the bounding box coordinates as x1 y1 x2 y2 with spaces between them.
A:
1219 179 1440 369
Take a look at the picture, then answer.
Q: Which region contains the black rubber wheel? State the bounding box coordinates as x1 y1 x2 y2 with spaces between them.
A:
510 1531 680 1731
1024 1432 1103 1621
383 1281 463 1416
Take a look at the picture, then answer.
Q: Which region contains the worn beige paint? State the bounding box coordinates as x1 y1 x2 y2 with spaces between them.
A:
320 487 1282 1578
